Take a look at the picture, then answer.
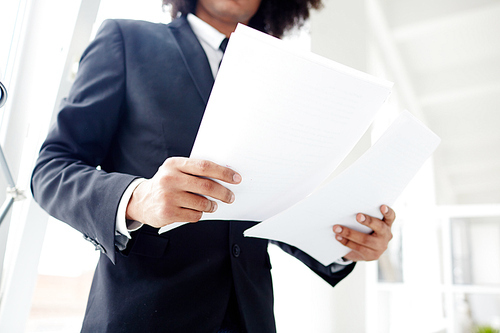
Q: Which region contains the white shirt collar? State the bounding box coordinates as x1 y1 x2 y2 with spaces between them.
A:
187 13 226 52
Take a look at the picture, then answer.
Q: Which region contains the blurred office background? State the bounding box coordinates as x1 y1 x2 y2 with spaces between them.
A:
0 0 498 332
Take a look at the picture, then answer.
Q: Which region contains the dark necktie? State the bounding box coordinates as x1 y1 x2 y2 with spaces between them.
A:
219 37 229 53
219 38 229 68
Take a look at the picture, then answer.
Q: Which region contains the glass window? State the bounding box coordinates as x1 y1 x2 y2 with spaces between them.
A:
451 216 500 286
453 293 500 333
0 0 22 75
0 0 24 123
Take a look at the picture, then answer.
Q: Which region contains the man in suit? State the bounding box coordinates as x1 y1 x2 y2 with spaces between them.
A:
31 0 396 331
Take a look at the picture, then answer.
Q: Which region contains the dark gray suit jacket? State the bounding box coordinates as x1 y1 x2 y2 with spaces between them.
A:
31 16 355 332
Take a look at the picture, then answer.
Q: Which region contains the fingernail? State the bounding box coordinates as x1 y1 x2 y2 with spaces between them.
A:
382 205 389 214
229 193 235 203
211 201 218 213
336 235 343 241
233 173 242 183
334 226 342 233
358 214 366 222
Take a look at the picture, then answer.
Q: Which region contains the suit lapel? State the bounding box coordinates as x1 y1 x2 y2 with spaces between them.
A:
169 16 214 105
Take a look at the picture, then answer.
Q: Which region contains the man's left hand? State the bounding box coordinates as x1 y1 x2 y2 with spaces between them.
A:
333 205 395 262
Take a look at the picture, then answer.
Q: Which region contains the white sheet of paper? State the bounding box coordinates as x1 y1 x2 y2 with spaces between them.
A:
244 111 441 265
159 24 392 234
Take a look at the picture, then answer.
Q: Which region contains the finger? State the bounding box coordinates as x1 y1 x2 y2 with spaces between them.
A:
146 204 204 227
171 158 242 185
380 205 396 227
177 192 218 213
174 207 204 224
356 213 390 236
185 176 235 204
334 234 378 260
333 225 380 251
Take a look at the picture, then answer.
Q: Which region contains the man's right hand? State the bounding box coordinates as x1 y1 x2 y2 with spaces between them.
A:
125 157 242 228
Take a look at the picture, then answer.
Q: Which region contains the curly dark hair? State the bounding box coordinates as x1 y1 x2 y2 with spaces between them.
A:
162 0 323 38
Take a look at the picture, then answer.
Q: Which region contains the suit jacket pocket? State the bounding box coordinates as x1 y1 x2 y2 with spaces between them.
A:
127 232 170 258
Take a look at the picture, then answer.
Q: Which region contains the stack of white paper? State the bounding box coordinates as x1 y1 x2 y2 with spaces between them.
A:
159 24 440 267
244 110 441 265
160 23 393 233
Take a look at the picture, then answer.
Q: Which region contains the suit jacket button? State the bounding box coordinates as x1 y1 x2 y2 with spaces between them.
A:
232 244 240 257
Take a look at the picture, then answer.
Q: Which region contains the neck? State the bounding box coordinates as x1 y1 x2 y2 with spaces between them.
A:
194 12 238 38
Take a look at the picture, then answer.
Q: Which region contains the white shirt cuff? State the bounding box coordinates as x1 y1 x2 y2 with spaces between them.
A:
334 257 353 265
116 178 146 239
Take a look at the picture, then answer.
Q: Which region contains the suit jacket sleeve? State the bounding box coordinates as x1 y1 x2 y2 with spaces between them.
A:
31 20 137 264
272 241 356 287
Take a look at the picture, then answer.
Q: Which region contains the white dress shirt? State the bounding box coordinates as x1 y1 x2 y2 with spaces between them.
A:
186 13 227 78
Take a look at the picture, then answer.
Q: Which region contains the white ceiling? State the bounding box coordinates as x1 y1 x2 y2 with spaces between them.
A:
382 0 500 204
